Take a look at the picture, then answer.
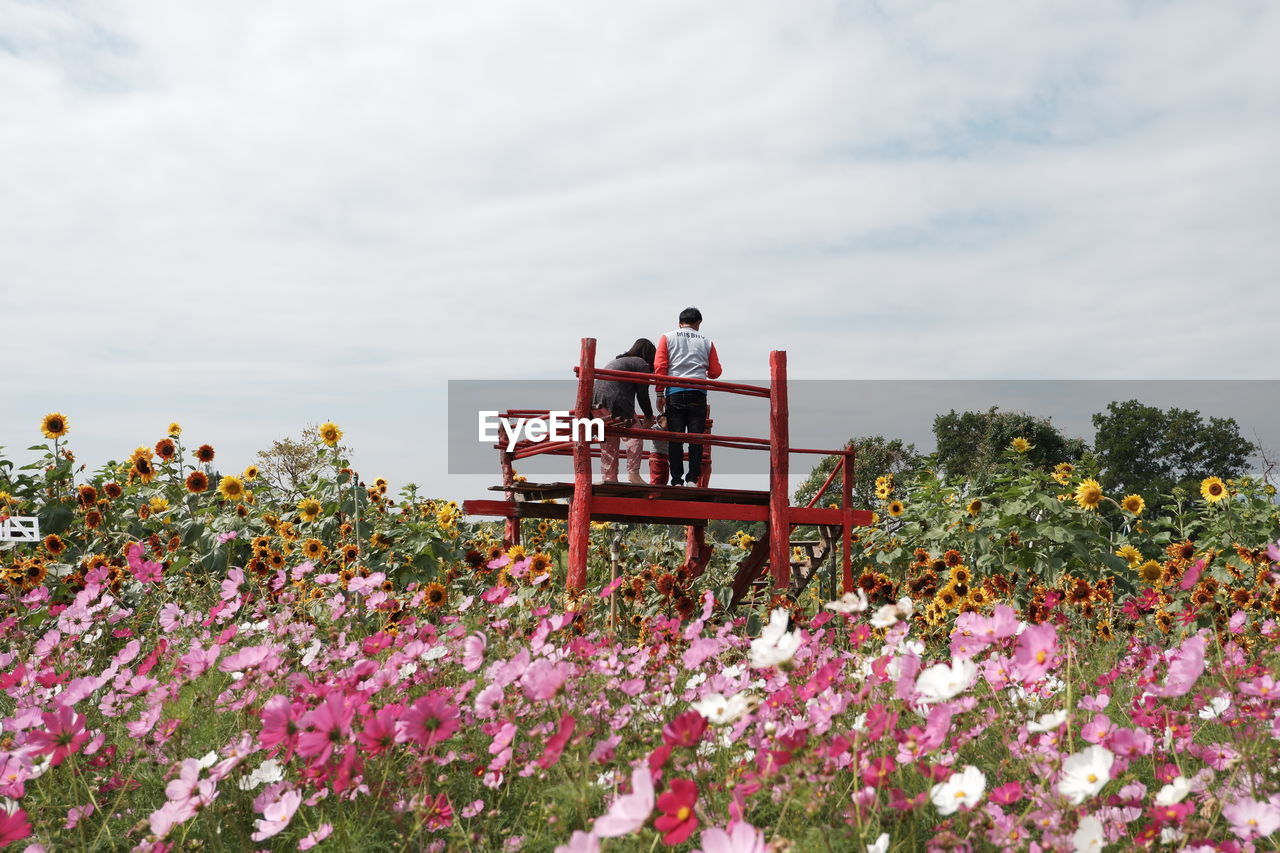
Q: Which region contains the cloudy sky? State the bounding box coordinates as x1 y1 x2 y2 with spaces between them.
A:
2 0 1277 498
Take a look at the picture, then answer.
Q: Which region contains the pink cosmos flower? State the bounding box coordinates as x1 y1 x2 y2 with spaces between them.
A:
1150 633 1206 698
357 704 402 755
694 821 767 853
1240 674 1279 700
299 823 334 850
402 693 461 750
251 787 302 841
421 792 454 831
594 764 655 838
1014 623 1057 682
0 806 32 847
297 693 355 766
27 704 90 766
520 658 570 701
538 714 576 769
554 830 600 853
260 694 302 760
1222 796 1280 840
221 568 244 601
989 782 1023 805
462 633 487 672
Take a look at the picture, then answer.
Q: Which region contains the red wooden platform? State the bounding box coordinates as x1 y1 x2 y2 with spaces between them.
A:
462 338 872 602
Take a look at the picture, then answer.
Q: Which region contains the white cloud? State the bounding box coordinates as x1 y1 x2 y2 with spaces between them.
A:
1 0 1276 493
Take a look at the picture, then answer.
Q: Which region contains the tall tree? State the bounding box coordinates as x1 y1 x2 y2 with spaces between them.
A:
793 435 923 510
933 407 1086 482
1091 399 1255 500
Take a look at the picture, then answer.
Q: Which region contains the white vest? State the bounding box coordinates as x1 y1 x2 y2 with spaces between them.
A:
663 327 713 386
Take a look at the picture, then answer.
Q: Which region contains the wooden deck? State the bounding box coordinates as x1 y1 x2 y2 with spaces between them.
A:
465 481 872 528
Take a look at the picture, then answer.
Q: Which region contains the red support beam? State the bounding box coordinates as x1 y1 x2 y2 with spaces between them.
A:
498 423 520 547
577 367 770 397
768 351 790 589
567 338 596 591
841 450 854 593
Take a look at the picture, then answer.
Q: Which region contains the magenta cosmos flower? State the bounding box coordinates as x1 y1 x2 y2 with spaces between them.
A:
27 704 90 766
401 692 460 749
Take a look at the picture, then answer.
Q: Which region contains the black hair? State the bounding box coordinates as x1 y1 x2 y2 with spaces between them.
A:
617 338 657 367
679 307 702 326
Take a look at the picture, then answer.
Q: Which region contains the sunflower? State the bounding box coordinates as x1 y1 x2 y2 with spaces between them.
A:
1117 494 1145 516
422 581 448 607
183 471 208 493
529 552 553 575
242 465 259 482
508 544 527 561
1051 462 1074 485
217 475 246 502
131 454 157 484
195 444 216 463
318 422 343 447
42 534 66 555
1115 544 1142 568
298 498 322 523
76 485 98 507
301 539 327 561
154 439 177 461
1138 560 1163 584
937 588 959 609
1074 479 1103 511
85 509 103 529
655 572 678 597
943 549 963 568
40 413 69 440
1009 437 1032 453
887 500 905 517
951 566 972 586
149 497 169 514
340 544 360 563
1200 477 1228 503
966 498 982 517
968 588 991 608
279 522 298 542
1007 531 1021 547
166 422 182 436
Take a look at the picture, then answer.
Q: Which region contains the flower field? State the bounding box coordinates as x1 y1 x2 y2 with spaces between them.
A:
2 418 1280 851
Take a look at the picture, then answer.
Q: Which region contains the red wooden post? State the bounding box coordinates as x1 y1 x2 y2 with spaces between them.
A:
768 351 790 589
566 338 596 591
499 439 520 548
841 450 854 593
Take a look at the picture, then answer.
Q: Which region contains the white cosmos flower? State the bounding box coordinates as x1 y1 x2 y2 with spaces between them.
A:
870 597 914 628
749 609 802 669
915 658 978 704
1027 710 1069 733
825 590 869 614
1154 775 1191 806
929 765 986 816
868 833 889 853
1058 745 1115 805
1071 815 1105 852
690 691 756 726
685 672 707 690
421 646 448 662
1197 695 1230 719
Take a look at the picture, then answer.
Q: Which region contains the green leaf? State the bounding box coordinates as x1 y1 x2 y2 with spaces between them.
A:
37 503 73 535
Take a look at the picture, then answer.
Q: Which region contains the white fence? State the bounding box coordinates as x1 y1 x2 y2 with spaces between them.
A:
0 516 41 547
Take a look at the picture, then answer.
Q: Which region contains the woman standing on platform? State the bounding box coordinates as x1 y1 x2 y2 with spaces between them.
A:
592 339 657 483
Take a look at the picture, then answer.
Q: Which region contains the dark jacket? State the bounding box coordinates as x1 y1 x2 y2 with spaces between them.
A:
592 356 654 420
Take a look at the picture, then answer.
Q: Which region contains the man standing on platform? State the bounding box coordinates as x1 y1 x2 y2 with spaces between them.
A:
654 307 722 487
